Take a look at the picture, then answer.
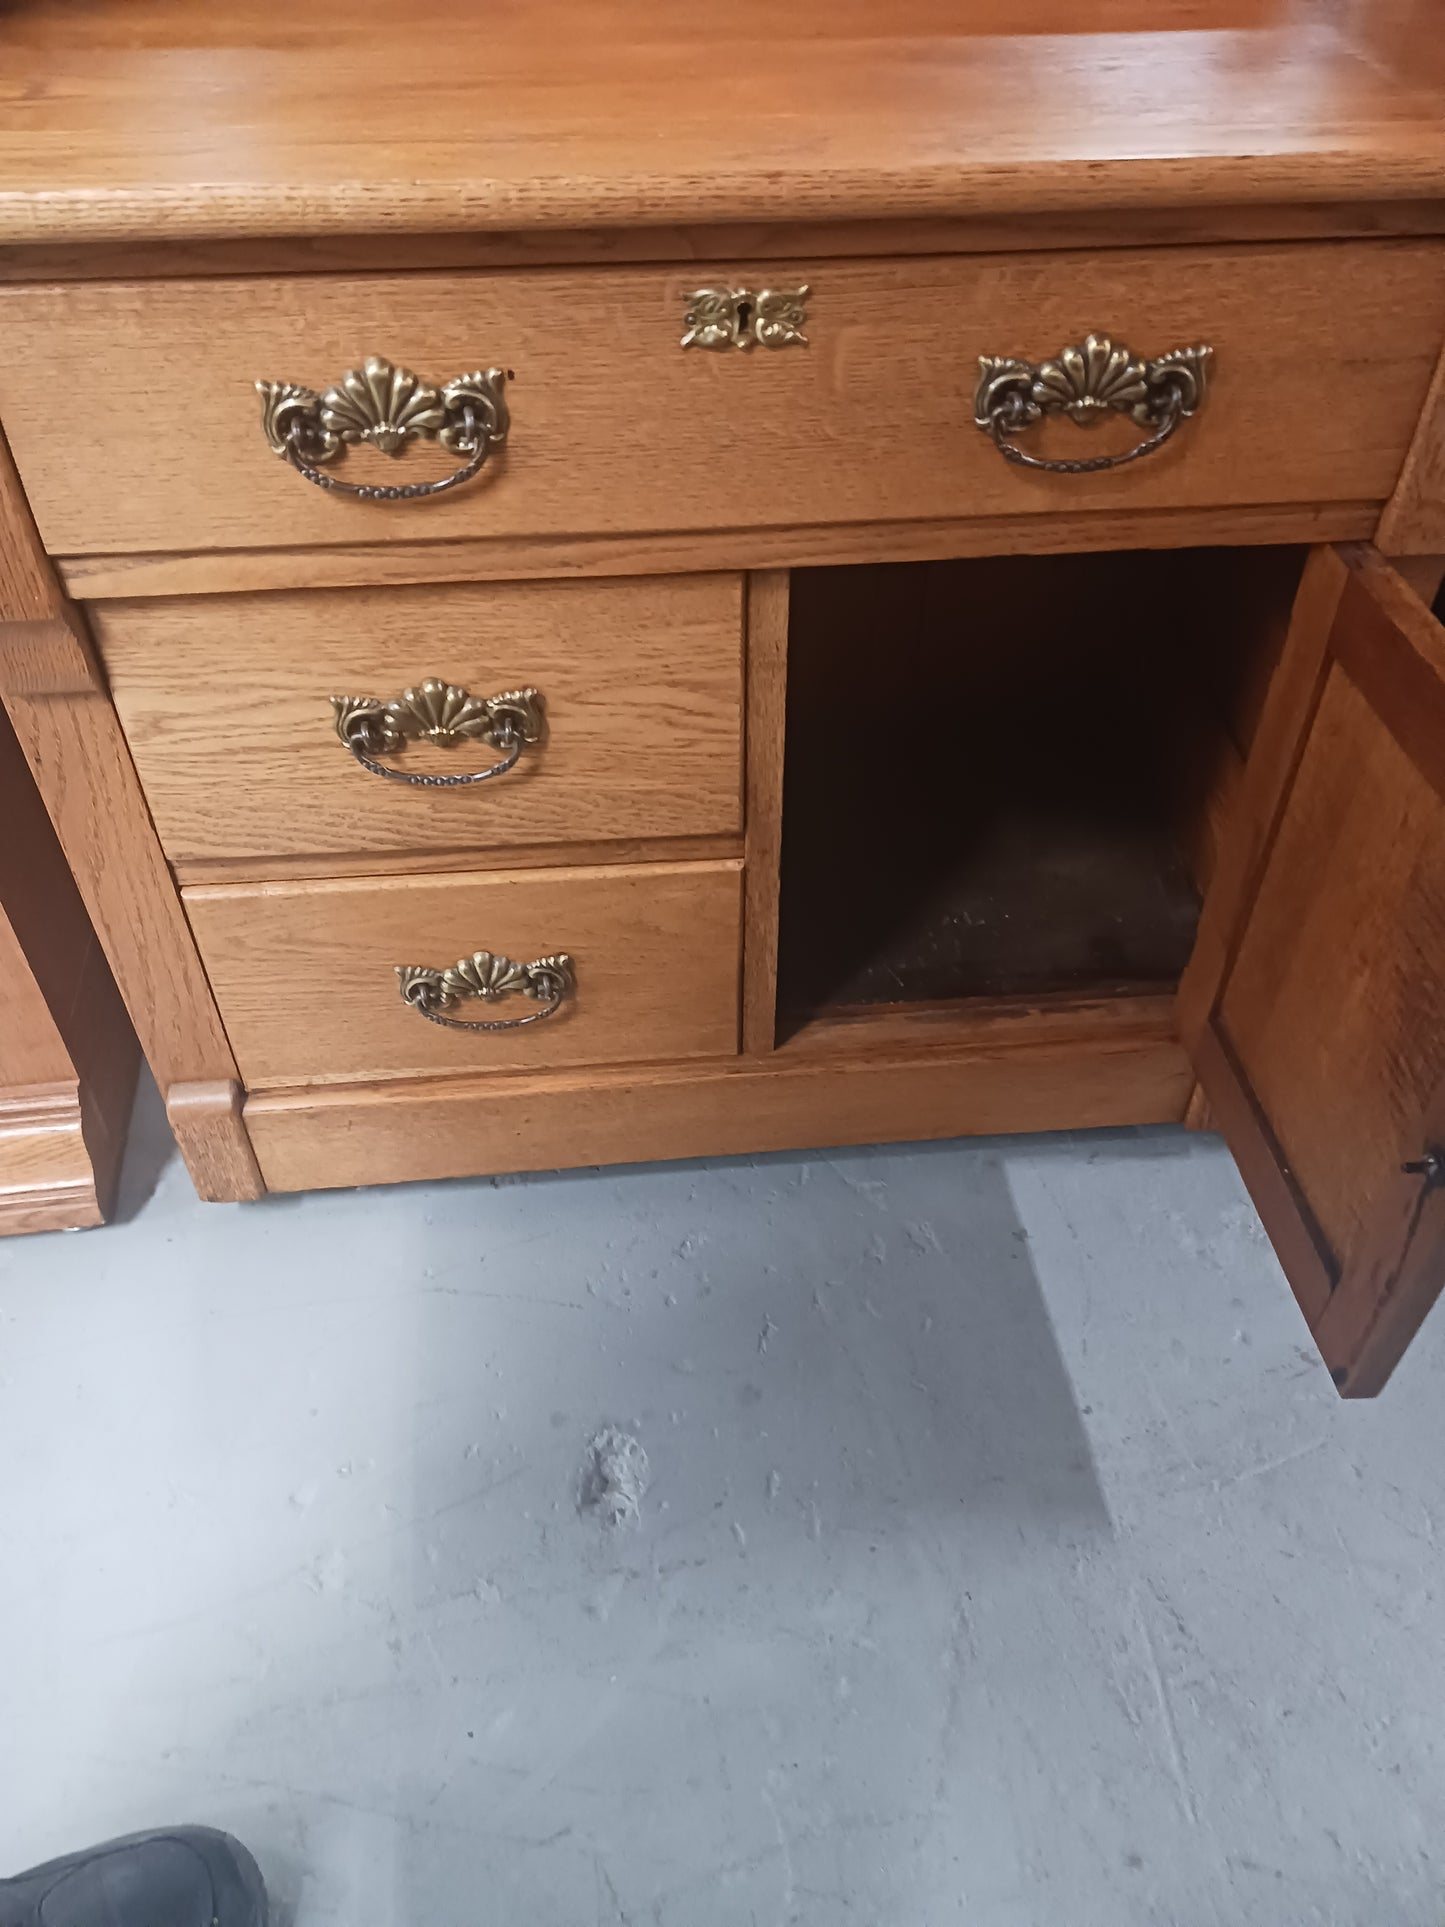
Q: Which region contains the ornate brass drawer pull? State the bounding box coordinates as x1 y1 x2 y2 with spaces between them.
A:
397 951 574 1031
256 355 510 501
975 334 1212 474
330 680 544 787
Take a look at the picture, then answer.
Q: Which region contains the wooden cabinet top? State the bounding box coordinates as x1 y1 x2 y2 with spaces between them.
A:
2 0 1445 249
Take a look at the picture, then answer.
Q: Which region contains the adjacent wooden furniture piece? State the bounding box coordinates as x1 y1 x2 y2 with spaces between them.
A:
3 0 1445 1386
0 706 138 1233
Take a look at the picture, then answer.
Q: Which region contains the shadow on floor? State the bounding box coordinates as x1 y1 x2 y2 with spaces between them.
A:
110 1068 177 1224
270 1140 1113 1924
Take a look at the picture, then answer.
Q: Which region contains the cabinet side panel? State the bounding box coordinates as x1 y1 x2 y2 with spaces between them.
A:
0 426 263 1201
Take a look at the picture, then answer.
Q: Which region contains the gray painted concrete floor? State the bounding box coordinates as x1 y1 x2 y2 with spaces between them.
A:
2 1079 1443 1927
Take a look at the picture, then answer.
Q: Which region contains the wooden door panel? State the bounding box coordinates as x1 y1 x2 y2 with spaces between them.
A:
1180 544 1445 1395
1222 667 1445 1278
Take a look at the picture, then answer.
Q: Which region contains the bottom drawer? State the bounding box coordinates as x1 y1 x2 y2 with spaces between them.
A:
184 859 742 1086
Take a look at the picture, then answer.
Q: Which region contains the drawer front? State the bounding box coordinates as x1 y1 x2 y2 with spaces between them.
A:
4 243 1444 556
184 859 742 1085
93 574 743 868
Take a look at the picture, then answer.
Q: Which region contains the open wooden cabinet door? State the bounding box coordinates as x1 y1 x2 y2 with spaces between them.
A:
1180 544 1445 1396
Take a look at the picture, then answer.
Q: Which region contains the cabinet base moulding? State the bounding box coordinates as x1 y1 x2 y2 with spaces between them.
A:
244 1022 1194 1195
0 1084 112 1235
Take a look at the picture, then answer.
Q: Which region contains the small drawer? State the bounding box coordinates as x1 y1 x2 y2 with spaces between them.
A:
182 858 742 1086
92 574 743 870
2 242 1443 557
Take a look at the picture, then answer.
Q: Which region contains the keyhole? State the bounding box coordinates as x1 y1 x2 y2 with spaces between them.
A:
735 297 754 342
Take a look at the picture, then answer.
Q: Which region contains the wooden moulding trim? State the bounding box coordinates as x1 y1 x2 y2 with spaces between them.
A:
173 833 745 890
3 1049 133 1230
0 1187 104 1236
5 203 1445 283
0 1178 104 1237
244 1006 1193 1193
7 155 1445 251
0 1083 87 1135
57 503 1382 603
0 1082 105 1234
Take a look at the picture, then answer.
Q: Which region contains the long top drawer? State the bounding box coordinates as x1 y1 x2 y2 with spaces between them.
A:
2 241 1442 556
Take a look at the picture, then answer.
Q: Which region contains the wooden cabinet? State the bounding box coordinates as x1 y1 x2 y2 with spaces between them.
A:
3 0 1445 1384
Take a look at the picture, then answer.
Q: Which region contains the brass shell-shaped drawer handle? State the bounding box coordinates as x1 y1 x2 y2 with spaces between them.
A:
397 952 574 1032
975 335 1213 474
257 355 511 501
331 681 544 787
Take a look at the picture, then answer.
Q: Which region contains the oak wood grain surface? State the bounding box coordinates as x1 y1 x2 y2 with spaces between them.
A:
243 994 1192 1193
57 503 1380 603
1184 546 1445 1393
1378 337 1445 555
4 245 1442 558
183 859 743 1086
0 424 264 1200
163 1080 262 1204
0 710 107 1088
775 991 1181 1062
1220 662 1444 1286
169 835 743 891
0 2 1444 244
93 574 744 865
0 438 230 1083
9 204 1445 288
1178 547 1351 1041
0 1086 104 1235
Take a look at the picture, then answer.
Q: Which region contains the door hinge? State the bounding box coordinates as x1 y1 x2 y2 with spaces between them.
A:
1401 1147 1445 1189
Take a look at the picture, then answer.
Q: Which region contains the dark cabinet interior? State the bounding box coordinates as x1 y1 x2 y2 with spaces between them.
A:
776 545 1306 1041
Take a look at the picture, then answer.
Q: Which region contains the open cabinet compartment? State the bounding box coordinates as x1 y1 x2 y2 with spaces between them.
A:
776 546 1306 1041
768 539 1445 1396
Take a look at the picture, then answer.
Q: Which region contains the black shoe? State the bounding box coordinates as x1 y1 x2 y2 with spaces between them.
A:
0 1827 267 1927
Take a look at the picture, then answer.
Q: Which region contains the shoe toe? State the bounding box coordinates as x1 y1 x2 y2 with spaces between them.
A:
4 1828 265 1927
